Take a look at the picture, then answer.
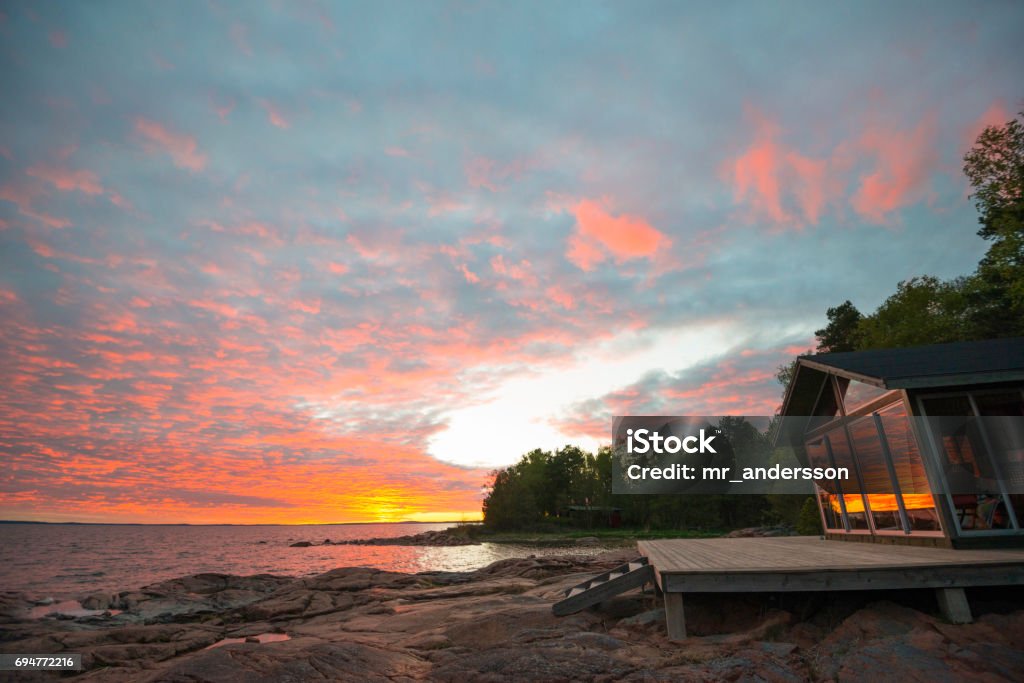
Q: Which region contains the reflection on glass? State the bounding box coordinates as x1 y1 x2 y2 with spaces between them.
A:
848 415 901 531
825 427 869 529
808 437 843 530
839 379 891 414
877 403 940 531
974 393 1024 529
923 395 1009 531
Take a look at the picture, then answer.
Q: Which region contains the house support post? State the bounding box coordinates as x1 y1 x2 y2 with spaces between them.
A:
935 587 972 624
664 591 686 640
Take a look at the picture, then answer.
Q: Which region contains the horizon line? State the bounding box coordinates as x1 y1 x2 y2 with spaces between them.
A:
0 519 477 527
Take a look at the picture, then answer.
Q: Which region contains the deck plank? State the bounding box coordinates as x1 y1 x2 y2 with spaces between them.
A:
638 537 1024 576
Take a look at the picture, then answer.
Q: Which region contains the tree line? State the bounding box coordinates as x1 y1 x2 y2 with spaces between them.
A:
484 111 1024 534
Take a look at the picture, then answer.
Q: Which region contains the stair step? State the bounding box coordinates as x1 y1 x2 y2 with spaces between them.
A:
553 559 654 617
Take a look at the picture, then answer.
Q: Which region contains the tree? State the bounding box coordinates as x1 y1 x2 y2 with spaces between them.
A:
796 497 823 535
814 300 863 352
963 110 1024 243
963 111 1024 336
856 276 971 349
482 467 539 530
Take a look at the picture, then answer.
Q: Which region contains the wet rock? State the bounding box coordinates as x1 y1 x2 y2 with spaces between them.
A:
82 592 117 610
289 541 312 547
336 529 480 546
0 591 29 621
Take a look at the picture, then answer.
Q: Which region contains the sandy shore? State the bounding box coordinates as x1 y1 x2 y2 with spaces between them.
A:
2 549 1023 681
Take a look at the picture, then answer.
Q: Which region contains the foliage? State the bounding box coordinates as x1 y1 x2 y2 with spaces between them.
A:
963 110 1024 243
814 300 862 352
482 420 805 532
796 496 823 535
856 276 973 349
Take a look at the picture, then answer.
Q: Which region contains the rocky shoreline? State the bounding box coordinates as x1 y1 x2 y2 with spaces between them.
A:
290 529 480 547
2 549 1023 681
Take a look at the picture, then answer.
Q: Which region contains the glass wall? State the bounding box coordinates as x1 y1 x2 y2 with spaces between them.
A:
820 426 870 530
875 402 941 531
838 378 891 413
806 382 941 536
847 415 901 531
921 391 1024 532
807 435 845 531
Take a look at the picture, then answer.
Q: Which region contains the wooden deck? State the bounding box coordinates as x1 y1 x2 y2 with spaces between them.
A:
637 536 1024 640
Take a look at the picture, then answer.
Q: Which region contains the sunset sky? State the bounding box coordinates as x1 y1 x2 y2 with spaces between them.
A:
1 2 1022 524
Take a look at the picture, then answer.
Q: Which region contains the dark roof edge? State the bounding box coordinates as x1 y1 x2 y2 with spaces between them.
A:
796 357 888 388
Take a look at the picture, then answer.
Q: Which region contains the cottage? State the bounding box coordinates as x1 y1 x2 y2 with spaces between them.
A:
775 336 1024 547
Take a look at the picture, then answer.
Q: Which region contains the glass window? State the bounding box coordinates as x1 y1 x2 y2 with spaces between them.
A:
973 392 1024 529
848 416 901 531
807 436 843 530
824 426 870 529
922 395 1011 531
839 379 891 414
876 402 941 532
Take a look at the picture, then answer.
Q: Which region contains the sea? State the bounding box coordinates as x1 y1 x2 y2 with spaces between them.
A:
0 523 610 602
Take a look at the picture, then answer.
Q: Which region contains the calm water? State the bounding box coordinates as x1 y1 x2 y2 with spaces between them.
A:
0 523 609 601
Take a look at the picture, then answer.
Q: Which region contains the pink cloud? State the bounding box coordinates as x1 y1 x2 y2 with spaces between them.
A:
0 183 71 228
458 264 480 283
290 298 321 315
48 31 67 48
545 285 576 310
490 254 533 282
326 261 349 274
962 100 1009 151
566 233 606 271
786 153 829 225
134 118 207 171
850 116 937 224
261 100 290 129
385 146 410 158
727 110 832 229
565 199 669 270
26 164 104 195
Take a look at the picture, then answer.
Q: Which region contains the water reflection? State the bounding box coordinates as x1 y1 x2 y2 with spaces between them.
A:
0 523 614 601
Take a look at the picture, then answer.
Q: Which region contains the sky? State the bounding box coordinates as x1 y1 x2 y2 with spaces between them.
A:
1 1 1022 524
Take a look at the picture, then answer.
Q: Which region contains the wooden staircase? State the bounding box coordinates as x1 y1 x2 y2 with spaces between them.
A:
552 557 654 616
